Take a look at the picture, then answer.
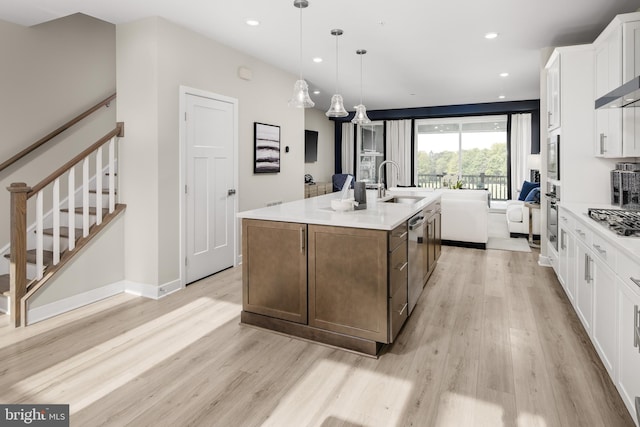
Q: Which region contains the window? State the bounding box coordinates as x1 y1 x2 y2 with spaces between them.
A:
415 115 508 199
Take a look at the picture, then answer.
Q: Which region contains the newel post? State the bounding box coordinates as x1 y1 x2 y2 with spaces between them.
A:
8 182 31 327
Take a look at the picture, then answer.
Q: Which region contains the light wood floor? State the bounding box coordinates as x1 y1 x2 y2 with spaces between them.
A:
0 246 634 427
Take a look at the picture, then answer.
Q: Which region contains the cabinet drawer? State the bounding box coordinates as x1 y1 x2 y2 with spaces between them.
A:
591 232 617 269
617 251 640 298
573 222 593 246
389 242 408 296
559 210 575 232
389 222 408 252
389 282 408 343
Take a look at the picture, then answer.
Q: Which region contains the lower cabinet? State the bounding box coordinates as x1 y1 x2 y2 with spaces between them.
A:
576 240 594 335
307 224 401 343
242 219 307 324
426 202 441 280
558 226 576 304
592 255 617 378
617 258 640 427
242 218 416 355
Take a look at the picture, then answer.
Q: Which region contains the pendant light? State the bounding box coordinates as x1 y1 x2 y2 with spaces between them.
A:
325 29 348 117
352 49 371 125
288 0 315 108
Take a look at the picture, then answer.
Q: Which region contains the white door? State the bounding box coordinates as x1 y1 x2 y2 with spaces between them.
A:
185 92 236 284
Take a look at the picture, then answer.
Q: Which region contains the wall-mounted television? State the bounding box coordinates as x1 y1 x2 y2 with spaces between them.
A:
305 130 318 163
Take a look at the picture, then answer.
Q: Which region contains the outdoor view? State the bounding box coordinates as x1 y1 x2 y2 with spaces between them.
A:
415 116 509 200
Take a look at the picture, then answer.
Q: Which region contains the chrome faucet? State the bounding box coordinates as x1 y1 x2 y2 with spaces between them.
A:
377 160 400 198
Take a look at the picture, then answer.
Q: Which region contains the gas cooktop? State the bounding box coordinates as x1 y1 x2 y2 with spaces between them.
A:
588 208 640 236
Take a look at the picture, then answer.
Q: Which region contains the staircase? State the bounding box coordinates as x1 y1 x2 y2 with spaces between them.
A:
0 121 125 327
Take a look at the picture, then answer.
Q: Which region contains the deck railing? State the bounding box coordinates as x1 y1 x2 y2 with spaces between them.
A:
417 173 509 200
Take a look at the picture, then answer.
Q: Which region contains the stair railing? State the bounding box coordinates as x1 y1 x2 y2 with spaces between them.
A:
7 122 124 327
0 93 116 173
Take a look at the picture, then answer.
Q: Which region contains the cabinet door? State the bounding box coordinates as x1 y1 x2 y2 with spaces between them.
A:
593 257 618 378
242 219 307 324
595 28 623 158
547 54 561 130
308 225 389 343
616 277 640 426
576 241 594 334
558 227 576 304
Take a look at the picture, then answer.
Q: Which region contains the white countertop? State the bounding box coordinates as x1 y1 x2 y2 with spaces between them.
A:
237 188 440 231
559 202 640 262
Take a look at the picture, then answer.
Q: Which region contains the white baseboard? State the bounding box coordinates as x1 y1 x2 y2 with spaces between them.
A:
25 277 185 325
27 282 125 325
123 279 183 299
538 255 552 267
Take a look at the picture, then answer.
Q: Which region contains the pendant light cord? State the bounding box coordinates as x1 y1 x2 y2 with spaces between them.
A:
298 5 303 80
359 54 363 104
335 35 339 93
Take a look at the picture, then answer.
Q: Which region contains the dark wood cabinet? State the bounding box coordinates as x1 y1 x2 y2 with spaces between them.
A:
308 225 390 343
426 201 441 280
242 219 307 324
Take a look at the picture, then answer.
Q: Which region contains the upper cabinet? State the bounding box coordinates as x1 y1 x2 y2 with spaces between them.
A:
547 52 561 131
594 13 640 158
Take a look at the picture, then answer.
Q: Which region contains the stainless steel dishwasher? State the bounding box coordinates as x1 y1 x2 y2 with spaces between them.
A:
408 211 427 314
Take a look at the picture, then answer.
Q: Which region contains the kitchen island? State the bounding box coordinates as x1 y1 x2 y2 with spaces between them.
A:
237 189 441 356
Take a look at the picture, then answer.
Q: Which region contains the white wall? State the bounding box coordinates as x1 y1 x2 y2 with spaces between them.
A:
117 17 306 287
0 14 116 249
28 215 125 309
304 108 336 183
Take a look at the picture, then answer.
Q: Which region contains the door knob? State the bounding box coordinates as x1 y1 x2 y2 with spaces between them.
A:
228 189 236 196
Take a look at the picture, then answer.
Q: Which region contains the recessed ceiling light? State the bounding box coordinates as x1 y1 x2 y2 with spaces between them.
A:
485 32 498 39
498 95 506 99
313 90 321 95
313 57 323 63
246 19 260 26
500 72 509 77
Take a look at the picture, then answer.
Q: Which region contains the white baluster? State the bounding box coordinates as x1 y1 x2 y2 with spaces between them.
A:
109 137 115 213
53 178 60 265
68 167 75 251
96 147 103 225
83 157 89 237
36 191 44 280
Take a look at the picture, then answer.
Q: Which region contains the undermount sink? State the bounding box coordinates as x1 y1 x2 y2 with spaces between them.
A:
381 195 425 204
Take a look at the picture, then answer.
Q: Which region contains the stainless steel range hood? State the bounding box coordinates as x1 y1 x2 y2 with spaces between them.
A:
595 76 640 109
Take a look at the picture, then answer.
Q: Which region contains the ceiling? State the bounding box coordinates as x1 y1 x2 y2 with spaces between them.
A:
2 0 640 112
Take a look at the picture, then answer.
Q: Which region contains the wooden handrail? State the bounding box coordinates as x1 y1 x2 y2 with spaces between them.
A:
28 122 124 197
0 93 117 173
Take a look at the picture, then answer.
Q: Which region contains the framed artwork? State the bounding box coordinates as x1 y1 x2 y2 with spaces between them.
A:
254 122 281 173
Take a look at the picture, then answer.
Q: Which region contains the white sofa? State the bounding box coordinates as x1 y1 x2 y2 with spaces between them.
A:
438 189 489 249
506 200 541 237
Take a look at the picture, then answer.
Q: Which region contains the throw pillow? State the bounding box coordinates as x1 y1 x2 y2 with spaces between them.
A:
524 187 540 203
518 180 540 201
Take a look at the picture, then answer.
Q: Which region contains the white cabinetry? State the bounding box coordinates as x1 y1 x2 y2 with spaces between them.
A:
558 215 576 304
555 205 640 425
544 46 613 205
546 53 561 131
591 239 618 378
594 25 623 157
616 271 640 426
594 13 640 158
576 238 594 335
